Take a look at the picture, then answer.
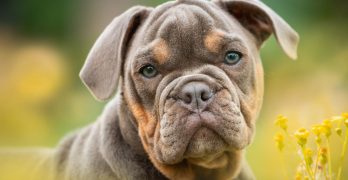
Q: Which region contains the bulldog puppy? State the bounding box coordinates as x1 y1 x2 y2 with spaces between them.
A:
52 0 299 179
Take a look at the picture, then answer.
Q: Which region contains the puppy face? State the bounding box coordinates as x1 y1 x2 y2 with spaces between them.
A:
80 0 299 179
126 3 261 166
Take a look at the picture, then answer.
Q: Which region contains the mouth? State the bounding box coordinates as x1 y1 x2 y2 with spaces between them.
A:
155 105 247 165
187 151 229 169
184 126 227 159
183 126 230 168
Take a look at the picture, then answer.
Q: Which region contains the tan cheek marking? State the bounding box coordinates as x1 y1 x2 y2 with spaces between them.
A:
126 100 194 179
132 104 157 137
153 39 170 64
123 91 194 179
145 114 157 138
123 92 195 180
126 101 201 180
128 101 148 124
124 93 158 138
204 30 224 53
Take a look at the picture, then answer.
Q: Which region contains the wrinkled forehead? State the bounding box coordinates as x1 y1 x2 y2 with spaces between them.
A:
131 1 253 65
146 1 248 42
147 3 216 40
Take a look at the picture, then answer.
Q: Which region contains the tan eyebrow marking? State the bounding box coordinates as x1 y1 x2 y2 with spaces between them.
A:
204 30 225 53
153 39 170 64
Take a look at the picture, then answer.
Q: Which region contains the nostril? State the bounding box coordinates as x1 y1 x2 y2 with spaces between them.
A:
201 90 213 101
182 92 192 104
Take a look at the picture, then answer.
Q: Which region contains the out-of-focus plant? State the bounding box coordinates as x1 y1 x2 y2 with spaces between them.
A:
0 41 67 145
274 113 348 180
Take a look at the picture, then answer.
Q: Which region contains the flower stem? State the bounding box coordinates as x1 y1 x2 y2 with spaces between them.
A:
326 138 333 180
324 166 328 180
301 146 314 180
280 152 289 180
336 130 348 180
313 146 321 178
284 130 297 149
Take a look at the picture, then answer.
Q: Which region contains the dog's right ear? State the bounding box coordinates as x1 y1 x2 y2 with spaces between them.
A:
80 6 152 101
213 0 299 60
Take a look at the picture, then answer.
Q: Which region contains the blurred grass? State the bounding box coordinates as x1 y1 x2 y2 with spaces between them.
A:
0 0 347 179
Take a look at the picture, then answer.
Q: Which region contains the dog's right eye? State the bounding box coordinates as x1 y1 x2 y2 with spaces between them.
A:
224 51 242 65
140 64 158 78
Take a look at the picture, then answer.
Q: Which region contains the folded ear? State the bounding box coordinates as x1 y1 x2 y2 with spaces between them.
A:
80 6 152 101
213 0 299 59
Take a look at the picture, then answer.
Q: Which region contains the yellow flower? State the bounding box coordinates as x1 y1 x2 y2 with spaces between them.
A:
342 112 348 120
311 124 322 136
304 148 313 156
304 148 313 165
274 133 285 151
331 116 344 123
331 115 344 135
323 119 332 127
275 114 288 131
335 128 342 136
295 128 310 147
319 147 328 166
311 124 323 144
315 136 322 144
343 113 348 127
295 128 310 139
321 119 332 138
295 172 303 180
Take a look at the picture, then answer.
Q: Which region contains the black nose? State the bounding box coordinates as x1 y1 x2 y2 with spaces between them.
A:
178 82 213 110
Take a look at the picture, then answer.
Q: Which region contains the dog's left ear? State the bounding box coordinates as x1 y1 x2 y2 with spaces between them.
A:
213 0 299 59
80 6 152 101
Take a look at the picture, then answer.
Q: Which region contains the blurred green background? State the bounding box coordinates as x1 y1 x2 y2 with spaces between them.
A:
0 0 347 179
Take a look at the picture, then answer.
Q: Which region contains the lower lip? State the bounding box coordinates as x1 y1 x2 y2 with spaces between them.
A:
187 152 229 169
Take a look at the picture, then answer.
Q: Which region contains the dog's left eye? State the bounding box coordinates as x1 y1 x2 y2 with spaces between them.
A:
140 64 158 78
224 51 242 65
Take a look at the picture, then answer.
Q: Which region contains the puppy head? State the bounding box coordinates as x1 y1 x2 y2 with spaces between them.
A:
80 0 299 179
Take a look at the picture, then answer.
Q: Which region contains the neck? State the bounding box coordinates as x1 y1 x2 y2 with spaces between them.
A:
117 94 147 156
98 95 166 179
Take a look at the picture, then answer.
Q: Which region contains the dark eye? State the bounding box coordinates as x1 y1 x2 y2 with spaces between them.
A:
140 64 158 78
224 51 242 65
